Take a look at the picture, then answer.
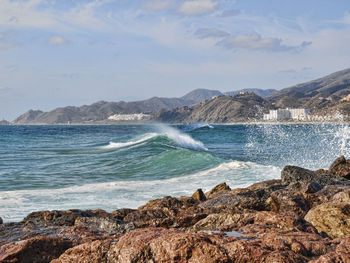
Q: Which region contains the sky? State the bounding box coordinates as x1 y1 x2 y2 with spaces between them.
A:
0 0 350 120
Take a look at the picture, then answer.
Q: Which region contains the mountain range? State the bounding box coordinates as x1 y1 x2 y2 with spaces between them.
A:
11 68 350 124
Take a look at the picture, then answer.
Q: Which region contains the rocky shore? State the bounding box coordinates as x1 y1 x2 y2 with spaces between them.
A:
2 157 350 262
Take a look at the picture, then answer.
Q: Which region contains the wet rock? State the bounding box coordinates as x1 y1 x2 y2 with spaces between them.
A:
315 168 328 174
331 189 350 203
191 188 207 201
309 236 350 262
74 217 135 234
138 196 186 211
287 181 323 194
223 234 309 263
281 165 350 186
200 187 272 212
53 228 231 263
329 156 350 179
269 190 311 217
123 209 173 228
190 213 244 232
305 201 350 239
0 235 73 263
110 208 136 221
205 182 231 199
313 185 350 205
245 179 283 191
0 217 2 224
51 240 113 263
253 211 318 233
23 209 110 226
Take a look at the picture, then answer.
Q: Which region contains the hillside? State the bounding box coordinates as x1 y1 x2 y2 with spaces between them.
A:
155 93 273 123
268 68 350 110
224 89 277 98
13 89 221 124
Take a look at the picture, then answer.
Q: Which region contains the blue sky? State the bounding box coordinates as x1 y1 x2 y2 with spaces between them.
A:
1 0 350 120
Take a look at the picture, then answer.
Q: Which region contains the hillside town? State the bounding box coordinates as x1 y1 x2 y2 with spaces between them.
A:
263 108 346 122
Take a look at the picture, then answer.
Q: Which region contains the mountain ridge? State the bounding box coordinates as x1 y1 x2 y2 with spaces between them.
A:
12 68 350 124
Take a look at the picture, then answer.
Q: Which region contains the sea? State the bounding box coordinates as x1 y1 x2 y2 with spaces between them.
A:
1 123 350 222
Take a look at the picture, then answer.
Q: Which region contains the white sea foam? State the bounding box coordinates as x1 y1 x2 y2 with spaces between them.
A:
187 123 214 131
104 125 208 151
0 160 280 222
156 124 208 151
104 133 158 149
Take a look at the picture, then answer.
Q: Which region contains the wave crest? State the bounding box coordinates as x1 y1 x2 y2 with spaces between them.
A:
105 125 208 151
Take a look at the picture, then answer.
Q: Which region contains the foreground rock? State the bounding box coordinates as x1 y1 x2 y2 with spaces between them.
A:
2 156 350 262
0 236 72 263
305 201 350 238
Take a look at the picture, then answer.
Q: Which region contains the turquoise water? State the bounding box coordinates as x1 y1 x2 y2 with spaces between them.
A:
1 123 350 222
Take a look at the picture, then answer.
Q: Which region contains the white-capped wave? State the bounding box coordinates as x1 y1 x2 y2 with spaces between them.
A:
103 133 158 149
186 123 214 131
156 124 208 151
103 125 207 152
0 160 280 222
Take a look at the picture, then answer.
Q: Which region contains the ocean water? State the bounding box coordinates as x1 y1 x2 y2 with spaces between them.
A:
1 123 350 222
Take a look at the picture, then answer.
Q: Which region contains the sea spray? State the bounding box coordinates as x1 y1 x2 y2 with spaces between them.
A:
245 123 350 169
155 124 208 151
104 133 158 149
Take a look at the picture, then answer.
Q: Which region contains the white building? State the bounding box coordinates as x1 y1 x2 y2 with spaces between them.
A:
263 108 310 121
108 113 151 121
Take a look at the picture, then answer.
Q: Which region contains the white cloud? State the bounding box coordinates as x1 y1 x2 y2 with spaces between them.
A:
178 0 217 15
218 33 311 52
47 36 68 45
141 0 174 11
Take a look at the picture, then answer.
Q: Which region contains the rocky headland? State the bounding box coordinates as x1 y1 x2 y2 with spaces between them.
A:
2 156 350 262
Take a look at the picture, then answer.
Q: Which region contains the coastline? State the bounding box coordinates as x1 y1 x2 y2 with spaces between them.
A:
2 156 350 262
3 120 350 126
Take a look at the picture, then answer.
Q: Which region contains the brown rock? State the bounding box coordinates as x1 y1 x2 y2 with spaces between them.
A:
315 168 328 174
305 201 350 239
0 217 2 224
191 188 207 201
53 228 231 263
269 190 311 217
138 196 186 211
74 217 135 234
190 213 243 232
286 181 323 194
313 185 350 205
0 235 73 263
331 189 350 203
253 211 318 233
281 165 350 186
206 182 231 199
223 236 309 263
329 156 350 179
245 179 283 191
51 240 113 263
309 236 350 262
23 209 111 226
200 186 275 213
110 208 136 221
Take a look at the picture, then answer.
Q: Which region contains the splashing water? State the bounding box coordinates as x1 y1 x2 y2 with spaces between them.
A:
245 123 350 169
104 133 158 149
155 124 208 151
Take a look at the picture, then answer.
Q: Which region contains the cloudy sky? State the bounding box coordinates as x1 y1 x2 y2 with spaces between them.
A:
1 0 350 120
